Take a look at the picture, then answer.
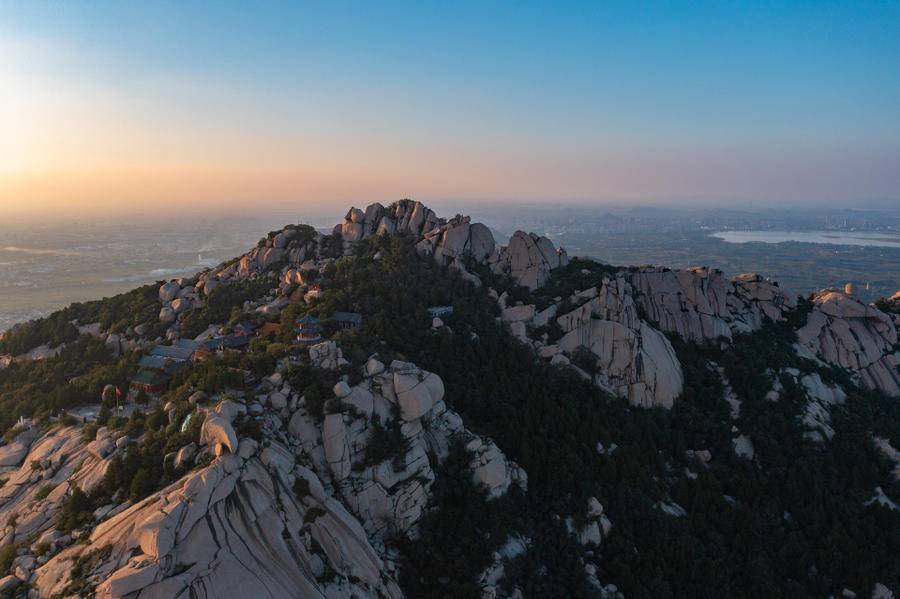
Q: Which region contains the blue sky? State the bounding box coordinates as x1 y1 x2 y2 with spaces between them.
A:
1 1 899 214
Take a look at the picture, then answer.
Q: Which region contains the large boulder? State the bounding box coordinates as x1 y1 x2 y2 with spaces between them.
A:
158 281 181 303
489 231 567 290
158 307 176 324
0 428 38 467
200 414 238 454
416 217 496 266
392 366 444 421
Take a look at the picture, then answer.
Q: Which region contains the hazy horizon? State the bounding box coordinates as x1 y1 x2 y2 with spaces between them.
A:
2 2 899 218
4 197 900 227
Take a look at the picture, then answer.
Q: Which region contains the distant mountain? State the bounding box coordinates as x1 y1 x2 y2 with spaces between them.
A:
0 200 898 599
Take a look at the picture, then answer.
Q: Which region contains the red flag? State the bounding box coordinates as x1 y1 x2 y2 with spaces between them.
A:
115 387 122 399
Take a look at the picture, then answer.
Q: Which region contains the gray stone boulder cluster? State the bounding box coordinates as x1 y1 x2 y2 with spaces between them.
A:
158 277 203 324
415 215 496 266
292 358 526 542
336 199 442 246
24 354 524 598
567 496 612 548
796 290 900 397
488 230 568 290
336 200 499 286
308 340 349 370
496 276 684 408
335 201 571 292
490 263 825 409
156 224 333 326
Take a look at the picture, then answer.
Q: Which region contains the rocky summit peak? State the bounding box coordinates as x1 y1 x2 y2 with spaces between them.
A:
0 199 898 599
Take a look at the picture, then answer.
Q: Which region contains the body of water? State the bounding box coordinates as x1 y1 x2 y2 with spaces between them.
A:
711 230 900 248
0 216 330 333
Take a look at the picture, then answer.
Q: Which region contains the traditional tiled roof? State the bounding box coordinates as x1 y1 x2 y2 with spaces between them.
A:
173 338 202 351
203 335 252 350
331 311 363 325
150 345 195 361
138 355 170 370
131 369 169 387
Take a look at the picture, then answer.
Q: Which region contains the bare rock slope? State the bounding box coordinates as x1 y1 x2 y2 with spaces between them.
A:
797 290 900 397
11 358 524 598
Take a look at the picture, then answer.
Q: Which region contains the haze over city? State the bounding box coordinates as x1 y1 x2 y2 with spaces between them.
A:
2 1 899 221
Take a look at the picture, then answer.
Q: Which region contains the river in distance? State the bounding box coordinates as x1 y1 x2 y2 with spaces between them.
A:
711 230 900 249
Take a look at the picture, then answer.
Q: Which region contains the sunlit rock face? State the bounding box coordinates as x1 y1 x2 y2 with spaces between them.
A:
0 426 113 552
797 290 900 397
22 357 524 598
337 200 442 243
416 217 496 266
488 231 568 290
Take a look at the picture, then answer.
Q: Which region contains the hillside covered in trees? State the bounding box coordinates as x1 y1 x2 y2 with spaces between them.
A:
0 201 897 599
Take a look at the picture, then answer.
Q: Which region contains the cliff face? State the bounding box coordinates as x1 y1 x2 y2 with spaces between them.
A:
488 230 568 291
499 275 684 409
797 290 900 397
628 267 796 342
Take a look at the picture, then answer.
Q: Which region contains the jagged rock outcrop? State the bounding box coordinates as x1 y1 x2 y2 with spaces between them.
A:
566 496 612 548
797 290 900 397
494 265 796 408
628 268 796 342
730 273 798 330
155 224 330 328
9 347 527 598
383 200 440 238
336 200 441 244
466 437 528 500
489 231 568 290
498 275 683 408
336 202 497 282
555 277 684 408
35 444 403 599
292 359 526 539
200 413 238 454
415 215 495 266
309 340 349 370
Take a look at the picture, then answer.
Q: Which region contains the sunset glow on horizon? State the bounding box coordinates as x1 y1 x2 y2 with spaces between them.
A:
2 1 899 218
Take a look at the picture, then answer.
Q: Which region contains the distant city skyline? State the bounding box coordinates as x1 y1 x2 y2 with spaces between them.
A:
1 1 899 218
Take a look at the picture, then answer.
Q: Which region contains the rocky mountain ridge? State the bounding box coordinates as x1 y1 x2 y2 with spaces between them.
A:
0 199 898 599
153 199 899 405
